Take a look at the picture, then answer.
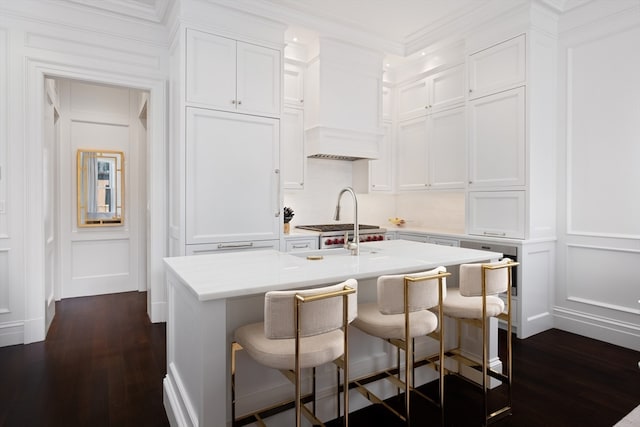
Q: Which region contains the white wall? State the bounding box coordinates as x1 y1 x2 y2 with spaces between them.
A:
0 0 168 344
555 0 640 350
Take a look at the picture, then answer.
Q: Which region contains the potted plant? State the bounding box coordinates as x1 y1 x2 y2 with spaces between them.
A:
283 206 294 234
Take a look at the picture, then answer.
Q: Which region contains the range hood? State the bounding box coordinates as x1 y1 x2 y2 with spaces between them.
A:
306 125 382 161
304 38 384 161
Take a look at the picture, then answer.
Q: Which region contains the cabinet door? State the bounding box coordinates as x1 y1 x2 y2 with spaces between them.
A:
186 29 236 110
285 238 318 252
284 62 304 107
397 116 428 191
186 108 280 244
370 122 393 191
468 34 526 99
382 84 392 121
429 64 465 112
428 106 466 189
397 232 429 243
468 86 525 188
236 41 281 117
282 107 304 189
397 77 428 120
467 190 525 239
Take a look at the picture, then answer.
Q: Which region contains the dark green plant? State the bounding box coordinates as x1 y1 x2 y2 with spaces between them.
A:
283 206 294 223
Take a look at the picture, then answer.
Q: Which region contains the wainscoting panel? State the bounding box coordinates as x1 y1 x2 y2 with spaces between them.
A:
0 249 9 314
68 239 132 297
0 27 7 239
566 245 640 314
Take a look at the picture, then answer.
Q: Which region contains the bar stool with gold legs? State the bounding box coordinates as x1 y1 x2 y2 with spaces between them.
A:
441 259 518 426
231 279 357 427
351 266 449 425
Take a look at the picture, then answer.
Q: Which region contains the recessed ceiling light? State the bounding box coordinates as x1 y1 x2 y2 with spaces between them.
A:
421 52 426 56
292 37 298 42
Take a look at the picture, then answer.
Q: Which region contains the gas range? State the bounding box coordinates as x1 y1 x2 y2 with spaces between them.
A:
295 224 387 249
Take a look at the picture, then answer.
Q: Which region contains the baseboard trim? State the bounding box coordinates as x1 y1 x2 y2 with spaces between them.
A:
150 300 167 323
0 321 24 347
554 306 640 351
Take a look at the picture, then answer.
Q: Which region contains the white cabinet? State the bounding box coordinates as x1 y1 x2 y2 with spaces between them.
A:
282 107 305 189
468 86 525 188
186 29 281 117
353 122 393 192
397 64 465 120
468 34 526 99
396 232 429 243
186 239 280 255
397 106 466 191
382 83 392 121
185 107 281 246
284 237 318 252
284 61 304 107
467 191 525 239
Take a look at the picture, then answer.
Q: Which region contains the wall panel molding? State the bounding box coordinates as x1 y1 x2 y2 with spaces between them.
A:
0 248 10 314
0 27 7 239
565 244 640 314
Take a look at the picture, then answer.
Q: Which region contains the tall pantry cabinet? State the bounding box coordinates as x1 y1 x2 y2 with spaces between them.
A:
169 25 284 256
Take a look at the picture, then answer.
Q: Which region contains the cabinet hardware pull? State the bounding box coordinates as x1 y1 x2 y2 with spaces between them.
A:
469 89 473 93
237 100 242 105
300 99 304 103
292 244 309 249
218 242 254 249
231 100 236 104
483 231 506 237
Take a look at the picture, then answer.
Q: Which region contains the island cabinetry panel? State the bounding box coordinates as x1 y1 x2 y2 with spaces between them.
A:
185 108 280 246
186 28 281 118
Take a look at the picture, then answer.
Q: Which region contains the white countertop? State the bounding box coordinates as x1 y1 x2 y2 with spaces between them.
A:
164 240 503 301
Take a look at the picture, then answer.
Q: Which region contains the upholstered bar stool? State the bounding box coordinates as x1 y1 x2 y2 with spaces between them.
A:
231 279 358 427
441 259 518 426
351 267 449 425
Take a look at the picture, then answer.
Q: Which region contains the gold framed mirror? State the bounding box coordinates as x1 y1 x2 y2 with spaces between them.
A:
77 149 124 227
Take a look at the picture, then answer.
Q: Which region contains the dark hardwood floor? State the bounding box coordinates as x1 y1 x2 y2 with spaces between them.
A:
0 291 638 426
0 292 168 427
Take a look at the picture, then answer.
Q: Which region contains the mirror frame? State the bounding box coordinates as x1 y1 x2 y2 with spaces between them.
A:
76 149 124 227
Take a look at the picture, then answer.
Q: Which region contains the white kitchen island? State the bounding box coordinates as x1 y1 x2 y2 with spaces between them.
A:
162 239 503 427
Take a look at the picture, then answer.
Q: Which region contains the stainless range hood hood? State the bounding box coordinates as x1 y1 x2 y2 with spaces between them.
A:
304 38 384 161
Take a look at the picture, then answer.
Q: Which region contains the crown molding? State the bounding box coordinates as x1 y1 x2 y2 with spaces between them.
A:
61 0 171 24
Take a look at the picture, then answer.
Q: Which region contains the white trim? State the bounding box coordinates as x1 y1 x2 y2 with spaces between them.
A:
23 58 167 342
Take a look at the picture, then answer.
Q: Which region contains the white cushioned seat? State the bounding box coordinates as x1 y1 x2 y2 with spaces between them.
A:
235 322 345 370
441 289 504 319
353 303 438 339
231 278 358 427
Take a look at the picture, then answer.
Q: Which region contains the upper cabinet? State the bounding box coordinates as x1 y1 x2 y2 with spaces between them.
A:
186 29 281 118
284 61 305 107
396 64 465 121
468 34 526 100
468 86 525 188
282 107 305 189
396 105 466 191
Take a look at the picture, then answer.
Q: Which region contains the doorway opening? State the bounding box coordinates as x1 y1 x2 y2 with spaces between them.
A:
43 77 150 333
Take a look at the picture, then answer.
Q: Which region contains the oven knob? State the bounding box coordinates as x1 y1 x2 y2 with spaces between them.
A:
333 238 340 244
339 238 345 244
325 239 332 245
366 236 372 241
